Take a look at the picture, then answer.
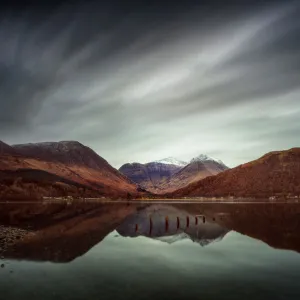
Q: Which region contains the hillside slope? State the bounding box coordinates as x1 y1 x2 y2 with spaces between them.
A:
160 159 228 193
0 141 17 155
170 148 300 198
0 141 139 200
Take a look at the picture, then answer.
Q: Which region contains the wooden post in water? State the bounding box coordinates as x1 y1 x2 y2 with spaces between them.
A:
186 216 189 228
195 216 198 225
177 216 180 230
149 217 153 236
165 216 169 232
135 224 139 233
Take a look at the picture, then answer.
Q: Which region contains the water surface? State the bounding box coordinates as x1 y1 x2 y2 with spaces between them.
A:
0 202 300 300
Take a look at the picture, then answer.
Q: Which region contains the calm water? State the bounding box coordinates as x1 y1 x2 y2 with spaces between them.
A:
0 202 300 300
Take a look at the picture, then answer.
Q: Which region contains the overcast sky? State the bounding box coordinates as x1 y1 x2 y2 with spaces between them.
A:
0 0 299 168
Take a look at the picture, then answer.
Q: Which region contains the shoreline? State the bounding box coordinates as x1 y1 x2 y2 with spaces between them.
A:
0 198 299 204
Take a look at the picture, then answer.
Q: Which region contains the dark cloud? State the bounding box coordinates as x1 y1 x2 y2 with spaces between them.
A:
0 0 299 167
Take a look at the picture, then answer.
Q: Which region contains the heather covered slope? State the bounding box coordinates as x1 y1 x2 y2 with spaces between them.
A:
170 148 300 198
0 141 139 200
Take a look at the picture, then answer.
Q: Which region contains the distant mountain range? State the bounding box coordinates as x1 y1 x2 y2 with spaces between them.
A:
119 155 228 193
0 140 140 200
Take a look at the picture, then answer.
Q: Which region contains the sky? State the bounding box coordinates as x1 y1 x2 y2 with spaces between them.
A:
0 0 300 168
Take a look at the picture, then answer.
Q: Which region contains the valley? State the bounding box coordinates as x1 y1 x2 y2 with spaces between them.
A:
1 140 300 201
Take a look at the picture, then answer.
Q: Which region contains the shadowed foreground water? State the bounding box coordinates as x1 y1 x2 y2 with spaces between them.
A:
0 202 300 300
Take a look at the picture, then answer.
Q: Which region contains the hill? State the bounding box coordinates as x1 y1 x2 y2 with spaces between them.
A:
0 141 139 200
170 148 300 198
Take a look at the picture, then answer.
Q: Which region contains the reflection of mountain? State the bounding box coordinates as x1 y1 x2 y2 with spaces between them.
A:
177 203 300 253
116 205 229 246
1 203 300 263
0 202 141 262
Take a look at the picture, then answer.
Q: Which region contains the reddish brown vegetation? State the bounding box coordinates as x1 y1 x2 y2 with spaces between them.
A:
169 148 300 198
0 141 140 200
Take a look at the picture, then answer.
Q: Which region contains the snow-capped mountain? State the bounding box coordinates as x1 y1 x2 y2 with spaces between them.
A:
119 154 228 193
154 154 226 168
153 157 188 167
154 154 229 193
190 154 224 165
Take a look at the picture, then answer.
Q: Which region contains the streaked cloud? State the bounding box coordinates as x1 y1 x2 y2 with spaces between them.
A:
0 0 299 168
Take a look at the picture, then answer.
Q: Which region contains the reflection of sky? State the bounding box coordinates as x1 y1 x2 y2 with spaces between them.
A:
1 230 300 299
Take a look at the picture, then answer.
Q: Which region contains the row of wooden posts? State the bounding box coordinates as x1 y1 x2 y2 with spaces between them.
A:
134 215 206 235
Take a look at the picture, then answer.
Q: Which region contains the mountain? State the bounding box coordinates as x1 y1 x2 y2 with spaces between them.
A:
13 141 113 170
119 161 182 192
116 204 229 246
170 148 300 198
190 154 227 168
119 154 228 193
0 141 139 200
159 155 229 192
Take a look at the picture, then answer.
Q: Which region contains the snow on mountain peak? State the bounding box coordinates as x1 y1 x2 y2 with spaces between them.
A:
154 157 188 167
190 154 225 166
